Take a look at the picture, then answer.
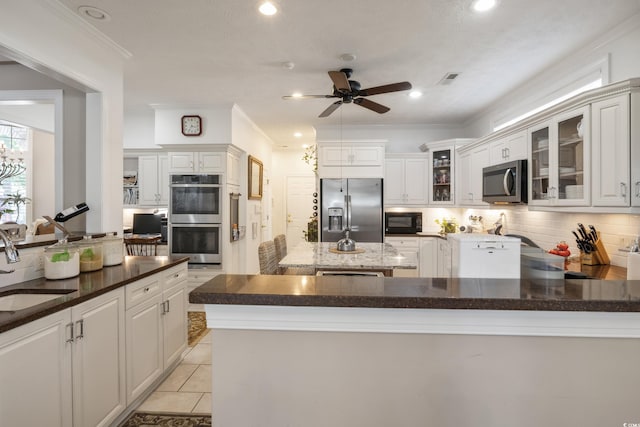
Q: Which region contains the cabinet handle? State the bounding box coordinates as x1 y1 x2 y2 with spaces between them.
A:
174 273 180 278
620 182 627 197
548 187 556 199
66 322 74 343
144 287 150 293
506 147 510 158
199 162 203 170
636 181 640 197
502 148 506 159
75 320 84 340
166 300 170 313
189 161 194 169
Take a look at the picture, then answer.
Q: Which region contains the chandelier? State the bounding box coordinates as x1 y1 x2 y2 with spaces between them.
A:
0 143 26 184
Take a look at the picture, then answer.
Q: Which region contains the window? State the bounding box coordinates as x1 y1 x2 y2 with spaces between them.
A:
0 123 30 224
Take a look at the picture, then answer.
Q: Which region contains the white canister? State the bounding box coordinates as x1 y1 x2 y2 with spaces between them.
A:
627 252 640 280
77 237 104 272
44 241 80 280
99 233 124 266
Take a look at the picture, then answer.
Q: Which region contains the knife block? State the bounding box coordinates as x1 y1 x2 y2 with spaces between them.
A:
580 234 610 265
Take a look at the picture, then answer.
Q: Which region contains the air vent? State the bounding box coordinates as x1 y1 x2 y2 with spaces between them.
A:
437 72 460 86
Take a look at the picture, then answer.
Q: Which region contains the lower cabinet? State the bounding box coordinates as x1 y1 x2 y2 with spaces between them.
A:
187 268 223 312
438 239 451 278
0 288 126 427
125 263 188 404
385 237 419 277
419 238 438 278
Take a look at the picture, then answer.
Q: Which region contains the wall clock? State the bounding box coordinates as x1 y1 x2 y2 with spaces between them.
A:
181 115 202 136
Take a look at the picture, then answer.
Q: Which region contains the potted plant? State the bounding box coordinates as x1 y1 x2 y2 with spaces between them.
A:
1 191 31 223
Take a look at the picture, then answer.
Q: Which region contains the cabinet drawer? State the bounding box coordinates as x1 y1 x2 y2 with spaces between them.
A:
164 264 188 290
126 275 162 309
385 237 420 249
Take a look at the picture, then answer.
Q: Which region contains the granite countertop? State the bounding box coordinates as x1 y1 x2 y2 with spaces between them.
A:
278 242 418 270
0 232 112 251
0 256 189 333
190 274 640 312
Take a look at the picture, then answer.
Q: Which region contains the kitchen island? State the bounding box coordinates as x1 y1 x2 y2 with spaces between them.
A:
278 241 418 276
191 274 640 427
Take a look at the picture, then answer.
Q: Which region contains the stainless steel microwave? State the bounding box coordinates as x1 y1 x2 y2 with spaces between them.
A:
385 212 422 234
482 160 527 204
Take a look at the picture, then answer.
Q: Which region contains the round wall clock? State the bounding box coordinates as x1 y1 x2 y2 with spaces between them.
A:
181 115 202 136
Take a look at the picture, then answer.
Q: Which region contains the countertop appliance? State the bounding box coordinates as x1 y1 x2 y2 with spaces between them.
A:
482 159 527 204
321 178 383 243
385 212 422 234
448 234 521 278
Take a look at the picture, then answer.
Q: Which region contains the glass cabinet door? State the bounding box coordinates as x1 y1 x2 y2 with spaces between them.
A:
556 112 585 203
432 149 452 203
530 126 550 202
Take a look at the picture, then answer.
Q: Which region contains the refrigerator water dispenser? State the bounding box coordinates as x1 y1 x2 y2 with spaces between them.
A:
327 207 343 231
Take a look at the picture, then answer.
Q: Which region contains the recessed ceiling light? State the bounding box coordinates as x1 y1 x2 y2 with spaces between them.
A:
291 92 303 98
258 1 278 16
409 91 423 99
294 132 303 138
78 5 111 21
339 53 357 62
472 0 497 12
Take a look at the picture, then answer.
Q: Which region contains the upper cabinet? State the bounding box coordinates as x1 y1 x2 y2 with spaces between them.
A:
123 152 169 207
384 154 429 205
528 105 590 207
457 144 490 206
489 131 527 165
317 142 385 178
168 151 224 174
591 93 631 207
430 146 455 205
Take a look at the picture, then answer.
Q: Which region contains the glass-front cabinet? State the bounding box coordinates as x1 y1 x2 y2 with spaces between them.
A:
431 148 454 205
528 106 590 206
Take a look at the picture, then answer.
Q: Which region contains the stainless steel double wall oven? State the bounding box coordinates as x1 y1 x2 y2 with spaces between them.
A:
169 174 222 264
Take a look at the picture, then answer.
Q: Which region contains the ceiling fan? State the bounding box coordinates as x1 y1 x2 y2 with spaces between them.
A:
282 68 412 118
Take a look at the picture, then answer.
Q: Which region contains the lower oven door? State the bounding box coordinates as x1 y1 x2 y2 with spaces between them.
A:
170 223 222 264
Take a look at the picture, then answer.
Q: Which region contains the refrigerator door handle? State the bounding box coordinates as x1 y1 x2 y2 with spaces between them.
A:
345 194 352 229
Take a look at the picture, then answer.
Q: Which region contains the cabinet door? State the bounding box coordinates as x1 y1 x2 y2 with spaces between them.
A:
319 146 350 166
198 152 224 173
125 294 163 404
591 94 630 206
437 239 451 278
505 131 527 160
349 146 384 166
457 146 488 206
419 238 437 278
489 137 507 165
384 158 406 204
404 158 428 204
168 152 196 173
72 289 125 427
227 152 241 185
0 310 73 427
528 121 552 205
138 155 160 205
431 148 454 204
163 282 188 368
554 106 590 206
158 155 169 205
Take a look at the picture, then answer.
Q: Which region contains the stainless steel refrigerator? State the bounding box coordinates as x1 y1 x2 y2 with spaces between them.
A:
320 178 383 243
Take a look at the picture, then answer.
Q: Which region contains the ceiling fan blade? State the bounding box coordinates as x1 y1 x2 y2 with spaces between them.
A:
282 94 335 100
319 101 343 118
353 97 390 114
358 81 412 96
328 70 351 92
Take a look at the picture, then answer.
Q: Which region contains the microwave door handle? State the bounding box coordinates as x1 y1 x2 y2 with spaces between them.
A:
503 168 513 195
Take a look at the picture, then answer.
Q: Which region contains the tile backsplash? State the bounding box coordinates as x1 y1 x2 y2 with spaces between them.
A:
387 206 640 267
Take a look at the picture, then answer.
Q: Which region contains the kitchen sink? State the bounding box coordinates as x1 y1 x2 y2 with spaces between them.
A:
0 290 75 311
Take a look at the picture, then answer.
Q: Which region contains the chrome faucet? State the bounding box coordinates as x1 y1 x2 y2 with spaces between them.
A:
0 228 20 273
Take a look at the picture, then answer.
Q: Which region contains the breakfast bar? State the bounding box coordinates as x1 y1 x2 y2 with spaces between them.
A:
191 275 640 427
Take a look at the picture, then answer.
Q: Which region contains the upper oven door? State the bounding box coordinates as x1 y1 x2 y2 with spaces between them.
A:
169 175 222 223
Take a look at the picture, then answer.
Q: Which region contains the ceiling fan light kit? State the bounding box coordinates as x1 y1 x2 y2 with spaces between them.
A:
283 68 412 117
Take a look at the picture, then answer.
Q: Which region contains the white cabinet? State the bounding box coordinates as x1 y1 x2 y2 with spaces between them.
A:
226 150 241 185
187 268 223 311
528 106 591 207
385 236 419 277
138 154 169 206
419 238 438 278
168 151 224 173
591 94 631 206
489 131 527 165
633 92 640 207
457 144 490 206
71 289 126 427
0 289 126 427
384 155 429 205
0 310 73 427
125 263 188 404
430 146 455 205
437 238 451 278
317 143 385 178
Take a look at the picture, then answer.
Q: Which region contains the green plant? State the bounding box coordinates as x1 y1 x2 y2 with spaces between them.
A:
435 217 458 235
303 216 318 242
302 145 317 174
0 191 31 223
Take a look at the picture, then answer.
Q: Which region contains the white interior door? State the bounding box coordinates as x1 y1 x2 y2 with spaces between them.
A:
286 176 316 247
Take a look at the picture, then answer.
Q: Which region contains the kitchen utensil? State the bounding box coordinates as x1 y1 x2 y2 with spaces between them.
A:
588 225 598 241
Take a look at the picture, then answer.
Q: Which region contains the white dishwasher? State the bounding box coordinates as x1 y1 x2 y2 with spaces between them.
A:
448 234 521 278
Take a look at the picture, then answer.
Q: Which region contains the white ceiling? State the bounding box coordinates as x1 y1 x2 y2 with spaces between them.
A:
55 0 640 148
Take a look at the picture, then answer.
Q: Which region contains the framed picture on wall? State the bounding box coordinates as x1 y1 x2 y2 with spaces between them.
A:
248 155 263 200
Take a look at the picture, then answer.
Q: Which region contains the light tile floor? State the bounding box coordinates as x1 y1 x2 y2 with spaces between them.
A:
137 330 212 414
